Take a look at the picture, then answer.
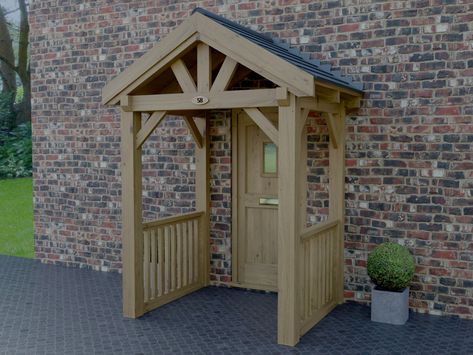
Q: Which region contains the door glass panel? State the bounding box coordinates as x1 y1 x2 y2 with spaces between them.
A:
263 142 277 174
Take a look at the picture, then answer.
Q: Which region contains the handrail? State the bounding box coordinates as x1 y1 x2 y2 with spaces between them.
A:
300 218 339 241
143 211 204 231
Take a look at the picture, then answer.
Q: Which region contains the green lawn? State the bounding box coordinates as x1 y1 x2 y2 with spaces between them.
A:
0 177 33 258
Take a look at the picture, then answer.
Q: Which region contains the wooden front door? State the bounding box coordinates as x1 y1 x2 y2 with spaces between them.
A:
234 109 279 291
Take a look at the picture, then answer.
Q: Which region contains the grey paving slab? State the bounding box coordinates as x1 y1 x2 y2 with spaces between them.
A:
0 255 472 354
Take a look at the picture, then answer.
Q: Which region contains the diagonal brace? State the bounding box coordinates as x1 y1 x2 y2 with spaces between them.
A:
135 111 167 149
243 108 279 146
183 115 204 149
323 112 339 149
210 56 238 93
171 59 197 93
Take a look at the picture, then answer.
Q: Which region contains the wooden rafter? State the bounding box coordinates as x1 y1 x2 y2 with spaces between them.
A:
315 86 340 104
345 97 361 109
135 111 167 149
210 56 238 93
183 115 203 149
197 43 211 92
243 108 279 146
171 59 197 93
315 79 361 97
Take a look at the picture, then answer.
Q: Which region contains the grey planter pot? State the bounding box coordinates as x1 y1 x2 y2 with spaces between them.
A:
371 287 409 325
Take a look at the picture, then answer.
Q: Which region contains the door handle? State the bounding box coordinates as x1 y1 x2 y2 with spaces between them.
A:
259 198 279 206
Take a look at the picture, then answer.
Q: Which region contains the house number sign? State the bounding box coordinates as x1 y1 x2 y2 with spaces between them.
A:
191 96 209 105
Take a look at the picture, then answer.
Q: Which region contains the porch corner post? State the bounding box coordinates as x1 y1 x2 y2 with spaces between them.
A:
277 93 301 346
329 105 346 304
121 110 145 318
195 116 210 286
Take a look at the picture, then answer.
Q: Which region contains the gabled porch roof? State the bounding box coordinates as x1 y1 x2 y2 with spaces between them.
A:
102 8 363 106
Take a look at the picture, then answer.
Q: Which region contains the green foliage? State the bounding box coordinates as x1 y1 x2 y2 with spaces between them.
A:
15 86 24 104
367 242 415 291
0 123 32 179
0 177 33 258
0 91 16 129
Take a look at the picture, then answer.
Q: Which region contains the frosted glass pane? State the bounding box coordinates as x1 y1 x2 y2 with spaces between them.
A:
263 143 277 174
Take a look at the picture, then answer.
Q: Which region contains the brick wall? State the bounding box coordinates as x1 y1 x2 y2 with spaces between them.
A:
30 0 473 318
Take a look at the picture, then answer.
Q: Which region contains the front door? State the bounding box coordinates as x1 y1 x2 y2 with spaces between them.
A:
234 109 278 291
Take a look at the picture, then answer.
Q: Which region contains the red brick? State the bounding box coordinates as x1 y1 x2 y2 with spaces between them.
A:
432 250 457 260
338 23 359 32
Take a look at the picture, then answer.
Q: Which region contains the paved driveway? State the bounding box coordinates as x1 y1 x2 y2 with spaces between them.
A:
0 255 471 354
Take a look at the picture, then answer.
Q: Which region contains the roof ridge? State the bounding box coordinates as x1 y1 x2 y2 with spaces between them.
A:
192 8 273 42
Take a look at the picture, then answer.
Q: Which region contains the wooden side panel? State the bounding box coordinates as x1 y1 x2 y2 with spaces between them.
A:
298 222 340 336
296 102 345 339
142 212 205 312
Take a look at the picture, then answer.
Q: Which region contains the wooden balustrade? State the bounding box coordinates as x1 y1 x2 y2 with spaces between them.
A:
142 211 205 312
299 218 341 336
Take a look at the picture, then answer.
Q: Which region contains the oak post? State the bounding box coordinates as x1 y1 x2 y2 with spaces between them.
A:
277 93 301 346
195 116 210 286
329 105 346 304
121 110 144 318
299 109 309 230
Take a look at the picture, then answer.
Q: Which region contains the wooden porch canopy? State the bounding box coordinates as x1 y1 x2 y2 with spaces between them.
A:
102 8 363 346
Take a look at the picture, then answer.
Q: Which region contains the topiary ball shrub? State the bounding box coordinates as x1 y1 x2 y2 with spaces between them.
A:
367 242 415 292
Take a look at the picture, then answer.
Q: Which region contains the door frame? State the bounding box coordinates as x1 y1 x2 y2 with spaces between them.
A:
230 108 278 293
